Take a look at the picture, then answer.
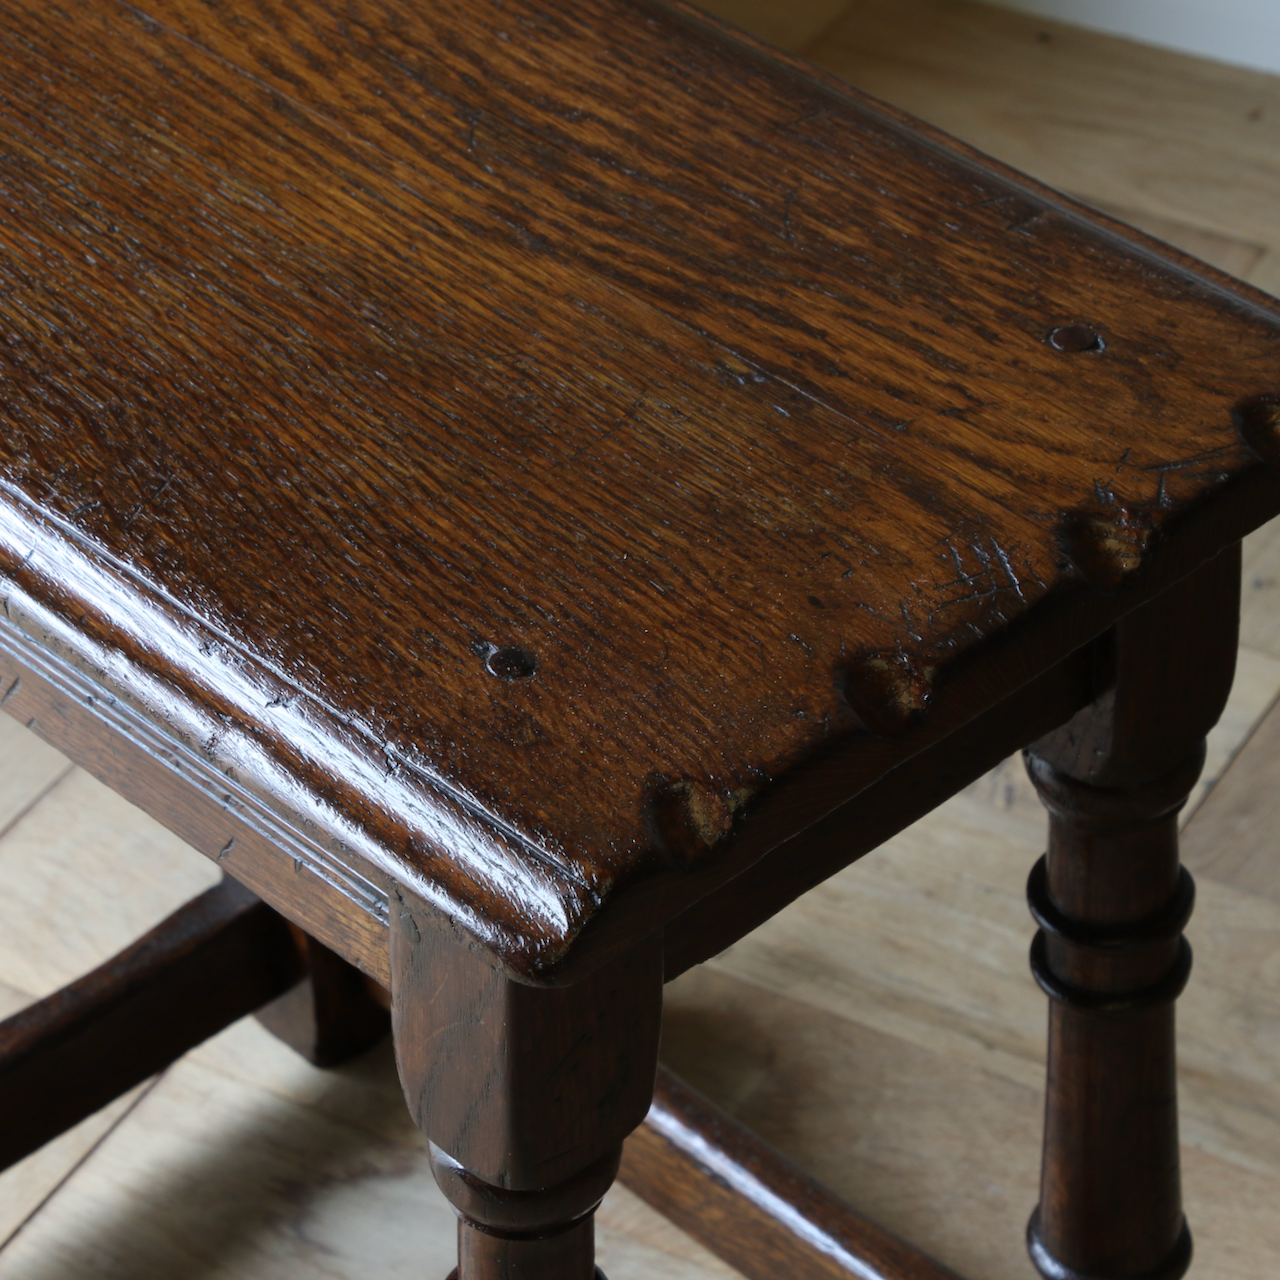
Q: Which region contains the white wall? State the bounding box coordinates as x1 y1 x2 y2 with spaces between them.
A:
985 0 1280 77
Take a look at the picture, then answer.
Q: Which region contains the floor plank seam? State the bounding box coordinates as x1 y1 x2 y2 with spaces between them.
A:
0 1074 164 1258
1182 670 1280 829
0 764 74 857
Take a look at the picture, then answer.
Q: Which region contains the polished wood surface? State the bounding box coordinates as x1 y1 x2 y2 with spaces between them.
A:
0 893 968 1280
391 896 660 1275
3 677 1279 1276
0 7 1278 1274
664 643 1092 976
2 0 1280 980
2 2 1279 1277
1026 755 1195 1279
391 914 661 1192
0 625 392 983
433 1144 616 1280
802 0 1280 299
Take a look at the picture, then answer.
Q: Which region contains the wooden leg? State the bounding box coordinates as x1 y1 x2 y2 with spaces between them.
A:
1024 748 1198 1280
389 894 662 1280
433 1143 615 1280
1022 545 1242 1280
255 924 389 1066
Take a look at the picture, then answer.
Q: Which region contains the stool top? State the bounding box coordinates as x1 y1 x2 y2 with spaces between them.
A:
2 0 1279 976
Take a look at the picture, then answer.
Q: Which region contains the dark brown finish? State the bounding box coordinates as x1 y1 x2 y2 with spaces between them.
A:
444 1270 603 1280
1023 553 1239 1280
1024 758 1196 1280
0 622 392 987
1031 547 1241 789
3 2 1279 1278
0 568 1095 991
433 1144 616 1280
0 0 1278 986
0 877 301 1172
1048 325 1104 354
620 1066 965 1280
391 901 662 1188
255 926 390 1066
451 1223 596 1280
663 644 1094 977
391 899 660 1278
443 1262 605 1280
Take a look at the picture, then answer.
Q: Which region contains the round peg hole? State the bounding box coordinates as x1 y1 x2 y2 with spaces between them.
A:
1048 324 1104 353
485 646 539 680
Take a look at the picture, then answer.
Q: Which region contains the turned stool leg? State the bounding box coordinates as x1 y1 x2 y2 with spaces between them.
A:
1022 545 1241 1280
1024 748 1199 1280
389 894 662 1280
432 1143 615 1280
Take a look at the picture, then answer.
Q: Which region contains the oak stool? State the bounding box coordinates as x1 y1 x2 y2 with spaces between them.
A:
1 1 1277 1278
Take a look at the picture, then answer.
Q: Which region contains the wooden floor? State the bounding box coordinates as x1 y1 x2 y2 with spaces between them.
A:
2 3 1279 1277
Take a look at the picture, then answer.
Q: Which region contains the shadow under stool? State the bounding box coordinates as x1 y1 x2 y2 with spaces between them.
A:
1 1 1278 1277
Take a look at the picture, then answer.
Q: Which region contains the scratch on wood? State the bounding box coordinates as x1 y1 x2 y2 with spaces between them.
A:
778 108 825 131
783 188 798 243
1142 445 1235 473
991 540 1026 602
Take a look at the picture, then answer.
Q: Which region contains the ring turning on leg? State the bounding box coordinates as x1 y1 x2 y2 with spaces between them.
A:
432 1144 617 1280
1023 748 1201 1280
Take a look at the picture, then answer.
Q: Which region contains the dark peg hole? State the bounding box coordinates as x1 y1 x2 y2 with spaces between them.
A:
1048 324 1104 353
485 646 538 680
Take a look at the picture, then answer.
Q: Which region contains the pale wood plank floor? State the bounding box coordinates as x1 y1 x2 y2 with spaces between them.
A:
1 4 1278 1276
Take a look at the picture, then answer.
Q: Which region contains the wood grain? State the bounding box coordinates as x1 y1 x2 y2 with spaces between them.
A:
254 927 390 1068
1017 551 1237 1278
662 645 1091 976
0 628 393 986
1 586 1280 1272
0 11 1273 1273
391 903 662 1190
1 0 1279 976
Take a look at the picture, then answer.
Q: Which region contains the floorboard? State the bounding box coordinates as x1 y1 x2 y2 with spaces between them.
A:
801 0 1280 295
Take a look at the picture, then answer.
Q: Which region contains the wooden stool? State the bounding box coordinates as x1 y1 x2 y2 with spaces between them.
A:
1 1 1277 1277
